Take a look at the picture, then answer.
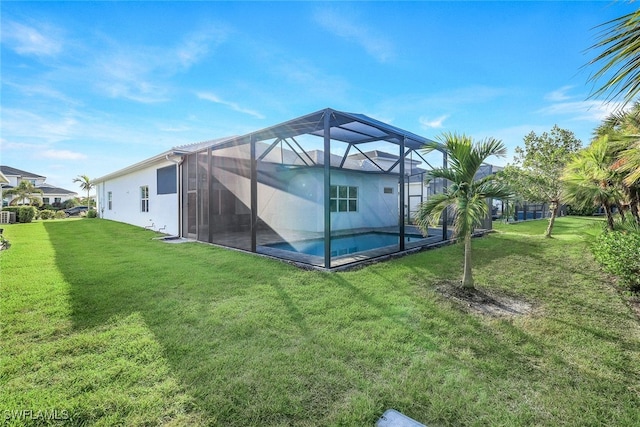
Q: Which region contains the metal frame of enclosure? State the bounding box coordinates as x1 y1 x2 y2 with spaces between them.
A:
181 108 448 269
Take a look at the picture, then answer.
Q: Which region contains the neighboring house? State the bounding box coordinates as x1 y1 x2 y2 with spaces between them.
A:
95 108 455 269
0 166 78 207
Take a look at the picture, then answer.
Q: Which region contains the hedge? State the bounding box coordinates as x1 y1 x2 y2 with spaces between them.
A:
592 230 640 292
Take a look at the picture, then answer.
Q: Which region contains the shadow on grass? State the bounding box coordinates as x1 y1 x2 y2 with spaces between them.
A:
41 219 640 426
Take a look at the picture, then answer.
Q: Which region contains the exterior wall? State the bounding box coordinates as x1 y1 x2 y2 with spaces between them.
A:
257 168 400 233
330 170 399 231
96 160 179 235
5 176 46 187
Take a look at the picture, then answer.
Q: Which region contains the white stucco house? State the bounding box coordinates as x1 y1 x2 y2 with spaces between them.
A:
94 108 451 269
0 166 78 207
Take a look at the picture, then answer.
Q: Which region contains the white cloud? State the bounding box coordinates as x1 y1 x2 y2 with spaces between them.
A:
545 85 575 102
197 92 265 119
176 28 227 69
90 27 228 103
313 8 394 63
1 20 63 57
537 99 623 122
419 115 449 129
40 149 87 160
1 108 77 143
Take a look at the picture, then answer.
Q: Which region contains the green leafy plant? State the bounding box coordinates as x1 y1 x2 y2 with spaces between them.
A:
86 209 98 218
39 210 56 220
593 229 640 292
16 206 38 223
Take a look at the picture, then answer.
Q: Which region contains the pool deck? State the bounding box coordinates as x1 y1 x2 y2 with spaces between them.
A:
257 226 454 269
171 225 490 270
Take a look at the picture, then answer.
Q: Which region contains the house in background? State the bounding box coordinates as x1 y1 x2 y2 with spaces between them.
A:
0 166 78 207
94 108 465 269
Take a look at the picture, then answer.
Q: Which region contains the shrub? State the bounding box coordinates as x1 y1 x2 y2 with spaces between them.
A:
55 210 67 219
592 230 640 292
566 204 598 216
86 209 98 218
17 206 38 223
39 209 56 220
61 199 79 209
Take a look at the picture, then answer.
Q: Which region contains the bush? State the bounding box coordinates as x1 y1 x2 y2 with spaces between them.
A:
566 204 598 216
17 206 38 223
39 209 56 220
55 211 67 219
61 199 80 209
592 230 640 292
86 209 98 218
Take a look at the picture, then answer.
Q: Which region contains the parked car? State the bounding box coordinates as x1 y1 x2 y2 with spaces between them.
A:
64 206 89 217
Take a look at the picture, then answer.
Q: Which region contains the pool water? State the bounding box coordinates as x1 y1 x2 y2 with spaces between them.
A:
266 232 427 257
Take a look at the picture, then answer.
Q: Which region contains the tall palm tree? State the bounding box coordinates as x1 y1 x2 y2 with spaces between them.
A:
587 8 640 106
562 137 624 231
73 175 94 210
2 180 43 206
415 133 514 289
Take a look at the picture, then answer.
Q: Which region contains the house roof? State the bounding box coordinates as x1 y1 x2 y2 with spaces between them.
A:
93 136 239 184
0 165 45 179
38 185 77 195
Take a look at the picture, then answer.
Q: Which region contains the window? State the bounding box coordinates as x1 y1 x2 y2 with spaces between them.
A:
330 185 358 212
43 197 50 204
157 165 177 194
107 191 112 210
54 198 61 204
383 187 393 194
140 186 149 212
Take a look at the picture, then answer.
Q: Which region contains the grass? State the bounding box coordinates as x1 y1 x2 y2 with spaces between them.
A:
1 216 639 426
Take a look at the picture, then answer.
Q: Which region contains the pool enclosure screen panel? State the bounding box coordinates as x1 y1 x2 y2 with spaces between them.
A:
182 145 252 250
256 136 324 255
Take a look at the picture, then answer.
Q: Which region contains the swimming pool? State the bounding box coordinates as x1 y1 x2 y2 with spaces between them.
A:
265 232 427 257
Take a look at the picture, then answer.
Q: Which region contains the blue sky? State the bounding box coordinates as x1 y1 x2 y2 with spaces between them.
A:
1 1 637 190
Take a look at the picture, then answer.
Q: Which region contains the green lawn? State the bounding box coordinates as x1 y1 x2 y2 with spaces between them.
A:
1 217 639 426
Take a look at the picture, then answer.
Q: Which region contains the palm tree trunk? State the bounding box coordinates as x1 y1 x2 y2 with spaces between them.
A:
544 201 559 238
604 203 615 230
461 233 474 289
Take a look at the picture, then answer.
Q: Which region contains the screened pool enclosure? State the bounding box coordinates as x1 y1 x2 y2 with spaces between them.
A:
181 108 450 268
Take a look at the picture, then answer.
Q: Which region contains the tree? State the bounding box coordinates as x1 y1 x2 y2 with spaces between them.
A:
587 8 640 107
73 175 94 210
562 137 624 231
593 104 640 223
504 126 582 238
415 133 514 289
2 180 43 206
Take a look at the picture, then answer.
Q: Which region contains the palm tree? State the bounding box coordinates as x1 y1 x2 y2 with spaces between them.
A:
587 8 640 106
593 104 640 223
562 137 624 231
415 133 514 289
2 180 43 206
73 175 94 210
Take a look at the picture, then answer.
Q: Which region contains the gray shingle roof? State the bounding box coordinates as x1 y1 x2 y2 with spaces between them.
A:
38 185 77 195
0 165 45 178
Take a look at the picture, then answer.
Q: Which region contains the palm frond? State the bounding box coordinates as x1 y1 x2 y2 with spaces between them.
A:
586 9 640 105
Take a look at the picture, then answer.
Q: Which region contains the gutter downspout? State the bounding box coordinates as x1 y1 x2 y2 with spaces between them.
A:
166 153 185 237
